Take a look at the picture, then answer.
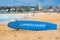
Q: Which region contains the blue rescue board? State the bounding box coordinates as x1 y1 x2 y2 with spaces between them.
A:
8 20 57 30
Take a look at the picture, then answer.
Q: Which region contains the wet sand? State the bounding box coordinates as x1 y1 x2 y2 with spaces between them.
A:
0 13 60 40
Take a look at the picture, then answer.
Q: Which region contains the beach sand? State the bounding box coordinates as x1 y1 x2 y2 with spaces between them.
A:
0 13 60 40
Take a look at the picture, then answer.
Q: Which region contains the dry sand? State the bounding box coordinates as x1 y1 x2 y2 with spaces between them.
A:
0 13 60 40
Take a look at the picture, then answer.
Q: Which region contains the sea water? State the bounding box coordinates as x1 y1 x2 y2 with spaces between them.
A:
0 16 18 22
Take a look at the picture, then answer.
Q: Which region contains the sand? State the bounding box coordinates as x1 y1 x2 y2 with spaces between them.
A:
0 13 60 40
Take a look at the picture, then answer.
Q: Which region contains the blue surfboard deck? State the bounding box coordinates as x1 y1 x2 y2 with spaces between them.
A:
8 20 57 30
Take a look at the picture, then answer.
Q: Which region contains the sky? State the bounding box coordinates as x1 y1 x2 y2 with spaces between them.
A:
0 0 60 6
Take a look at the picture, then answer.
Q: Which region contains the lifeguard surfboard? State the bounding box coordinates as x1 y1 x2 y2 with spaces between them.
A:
8 20 57 30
